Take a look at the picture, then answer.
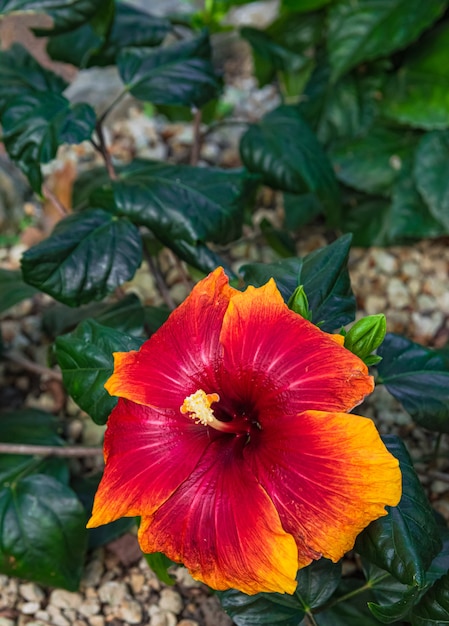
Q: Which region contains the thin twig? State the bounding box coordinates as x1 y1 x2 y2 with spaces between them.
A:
145 250 176 311
0 443 102 457
5 352 63 382
202 118 249 138
42 184 69 217
97 89 128 126
167 250 194 291
94 121 117 180
190 107 203 166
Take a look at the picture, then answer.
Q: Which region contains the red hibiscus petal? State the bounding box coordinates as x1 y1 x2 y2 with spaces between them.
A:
219 279 373 417
87 398 210 527
105 267 234 410
244 410 402 564
138 437 299 595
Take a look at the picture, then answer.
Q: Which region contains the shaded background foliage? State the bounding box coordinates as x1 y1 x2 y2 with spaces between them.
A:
0 0 449 624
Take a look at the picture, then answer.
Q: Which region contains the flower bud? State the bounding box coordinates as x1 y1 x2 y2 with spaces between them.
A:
344 314 386 362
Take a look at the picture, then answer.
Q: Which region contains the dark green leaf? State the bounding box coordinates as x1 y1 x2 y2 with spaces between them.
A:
1 92 95 192
71 474 136 549
241 234 355 331
327 0 447 80
425 525 449 585
0 409 68 485
55 319 143 424
93 159 253 246
241 12 322 93
382 23 449 129
299 58 385 144
145 552 176 586
356 435 442 587
298 233 355 331
330 127 417 196
364 562 422 623
260 219 296 257
43 294 145 338
144 306 170 335
0 0 102 34
283 192 323 230
220 587 305 626
0 269 38 315
0 44 67 115
47 2 170 68
0 474 87 589
295 559 341 610
411 572 449 625
118 31 221 107
240 105 341 224
377 333 449 433
414 131 449 231
344 314 386 361
21 209 142 307
312 579 379 626
281 0 332 11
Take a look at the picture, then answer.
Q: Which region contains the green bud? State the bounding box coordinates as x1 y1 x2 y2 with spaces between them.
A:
288 285 311 320
344 314 387 362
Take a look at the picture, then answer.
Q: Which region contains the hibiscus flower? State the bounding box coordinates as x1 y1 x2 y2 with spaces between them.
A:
88 267 401 595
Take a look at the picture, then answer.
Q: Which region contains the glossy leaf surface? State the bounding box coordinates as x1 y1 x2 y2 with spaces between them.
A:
1 92 95 192
21 209 142 307
0 0 102 34
411 572 449 625
414 131 449 231
0 269 38 315
55 320 143 425
377 333 449 433
0 474 87 590
240 105 340 224
327 0 446 80
356 435 441 587
118 32 221 107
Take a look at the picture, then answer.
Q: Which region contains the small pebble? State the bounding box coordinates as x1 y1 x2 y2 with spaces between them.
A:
21 601 40 614
49 589 83 610
98 580 127 605
159 588 183 614
19 582 45 603
116 599 143 624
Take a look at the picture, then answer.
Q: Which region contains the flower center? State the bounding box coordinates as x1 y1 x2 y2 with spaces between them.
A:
180 389 220 426
180 389 249 436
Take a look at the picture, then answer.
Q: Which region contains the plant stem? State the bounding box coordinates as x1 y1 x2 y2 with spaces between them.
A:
320 573 389 612
304 611 319 626
190 107 203 166
5 352 63 381
94 121 117 180
97 89 128 126
0 443 102 457
42 184 70 217
145 250 176 311
202 118 249 138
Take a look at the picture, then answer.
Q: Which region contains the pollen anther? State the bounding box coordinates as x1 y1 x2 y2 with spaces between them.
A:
181 389 220 426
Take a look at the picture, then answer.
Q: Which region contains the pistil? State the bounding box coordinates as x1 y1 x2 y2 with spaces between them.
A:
180 389 247 435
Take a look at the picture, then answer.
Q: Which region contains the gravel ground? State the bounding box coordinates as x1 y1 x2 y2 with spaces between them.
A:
1 46 449 626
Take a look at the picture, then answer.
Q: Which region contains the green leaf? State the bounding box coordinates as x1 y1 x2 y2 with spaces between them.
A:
377 333 449 433
344 314 386 361
382 23 449 129
240 105 341 224
283 192 323 230
414 131 449 231
55 319 143 424
241 12 322 93
220 588 305 626
356 435 442 587
411 572 449 625
298 233 355 331
241 234 355 331
42 294 145 338
47 2 171 68
144 306 170 335
0 409 69 485
288 285 311 320
364 562 422 623
295 558 341 610
93 159 254 246
330 127 417 196
1 92 96 192
71 474 136 549
0 43 67 115
0 0 102 34
145 553 176 586
311 579 379 626
0 474 87 590
327 0 447 81
299 58 385 144
21 209 142 307
0 269 38 315
118 31 221 108
281 0 332 11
